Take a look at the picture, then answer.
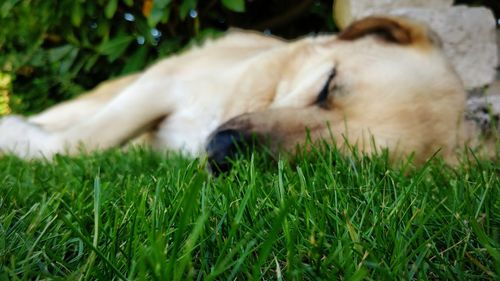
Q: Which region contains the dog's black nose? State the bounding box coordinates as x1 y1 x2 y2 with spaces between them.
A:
206 129 249 174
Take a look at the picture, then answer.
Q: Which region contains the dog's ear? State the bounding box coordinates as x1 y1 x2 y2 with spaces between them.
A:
338 16 437 47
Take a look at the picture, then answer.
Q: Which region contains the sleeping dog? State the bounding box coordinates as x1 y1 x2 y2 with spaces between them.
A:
0 16 496 170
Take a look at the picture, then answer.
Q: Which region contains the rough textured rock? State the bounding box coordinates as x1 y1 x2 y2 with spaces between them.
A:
486 80 500 97
334 0 453 29
466 88 500 135
356 6 498 89
468 77 500 136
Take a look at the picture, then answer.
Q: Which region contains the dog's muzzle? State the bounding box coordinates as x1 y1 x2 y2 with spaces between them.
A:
205 129 251 174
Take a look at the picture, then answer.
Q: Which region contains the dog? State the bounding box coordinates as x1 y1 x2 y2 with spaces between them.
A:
0 16 496 171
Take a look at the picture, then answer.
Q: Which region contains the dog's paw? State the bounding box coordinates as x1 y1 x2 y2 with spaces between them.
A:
0 115 62 159
466 95 500 136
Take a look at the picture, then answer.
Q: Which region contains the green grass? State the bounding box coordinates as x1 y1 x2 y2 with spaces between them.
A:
0 146 498 280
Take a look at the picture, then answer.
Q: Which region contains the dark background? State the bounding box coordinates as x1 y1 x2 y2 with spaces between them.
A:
0 0 498 113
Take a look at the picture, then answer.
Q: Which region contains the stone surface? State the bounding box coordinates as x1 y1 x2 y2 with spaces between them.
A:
356 6 498 89
486 80 500 97
335 0 453 28
350 0 453 16
466 86 500 135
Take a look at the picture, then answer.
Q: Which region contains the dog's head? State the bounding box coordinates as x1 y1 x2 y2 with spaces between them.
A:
206 16 466 173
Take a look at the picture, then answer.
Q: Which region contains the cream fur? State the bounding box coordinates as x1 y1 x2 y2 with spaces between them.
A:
0 16 484 164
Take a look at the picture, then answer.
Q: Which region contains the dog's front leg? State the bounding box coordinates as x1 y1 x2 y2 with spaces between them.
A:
0 77 176 159
57 78 176 155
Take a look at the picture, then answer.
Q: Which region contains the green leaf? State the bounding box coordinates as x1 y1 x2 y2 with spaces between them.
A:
154 0 171 8
97 35 134 62
0 0 21 18
97 20 111 39
121 47 148 74
179 0 197 20
48 45 74 63
221 0 245 13
148 6 171 27
147 0 171 26
84 54 100 72
59 48 78 74
105 0 118 19
124 0 133 6
71 2 84 27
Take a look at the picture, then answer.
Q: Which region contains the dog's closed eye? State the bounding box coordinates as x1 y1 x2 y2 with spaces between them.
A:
315 68 336 108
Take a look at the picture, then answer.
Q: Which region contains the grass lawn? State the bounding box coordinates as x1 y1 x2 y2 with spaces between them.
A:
0 146 498 280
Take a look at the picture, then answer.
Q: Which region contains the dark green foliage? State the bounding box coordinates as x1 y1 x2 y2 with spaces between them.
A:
0 147 498 280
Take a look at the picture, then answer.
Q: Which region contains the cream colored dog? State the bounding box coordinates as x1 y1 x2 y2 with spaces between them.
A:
0 16 494 170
